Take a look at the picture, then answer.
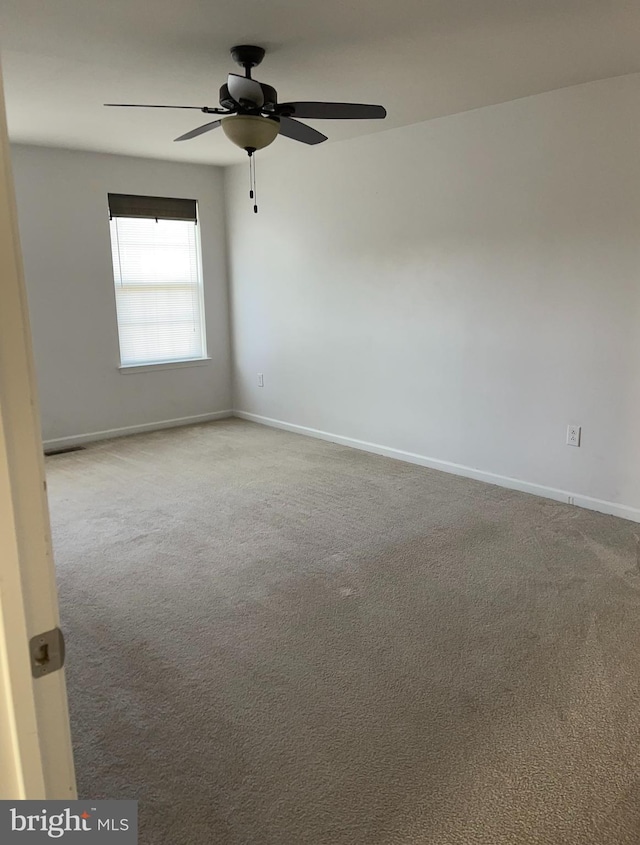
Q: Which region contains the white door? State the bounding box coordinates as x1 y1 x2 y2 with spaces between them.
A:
0 60 77 799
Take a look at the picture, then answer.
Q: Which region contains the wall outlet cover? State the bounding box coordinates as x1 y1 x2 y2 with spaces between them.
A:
567 424 581 447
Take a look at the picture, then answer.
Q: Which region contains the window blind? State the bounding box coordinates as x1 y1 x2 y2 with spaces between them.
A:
108 193 197 222
109 215 206 366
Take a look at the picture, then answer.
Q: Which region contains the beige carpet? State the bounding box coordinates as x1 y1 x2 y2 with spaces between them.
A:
46 419 640 844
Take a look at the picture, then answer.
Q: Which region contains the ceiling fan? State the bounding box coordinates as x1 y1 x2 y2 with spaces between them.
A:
105 45 387 211
105 45 387 151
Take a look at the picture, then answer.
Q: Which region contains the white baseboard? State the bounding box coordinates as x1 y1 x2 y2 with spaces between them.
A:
234 411 640 525
43 410 233 450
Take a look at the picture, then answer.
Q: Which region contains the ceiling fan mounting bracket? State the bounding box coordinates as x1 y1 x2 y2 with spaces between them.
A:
230 45 266 76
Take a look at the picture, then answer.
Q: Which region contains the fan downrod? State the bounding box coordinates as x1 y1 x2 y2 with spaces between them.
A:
230 45 266 76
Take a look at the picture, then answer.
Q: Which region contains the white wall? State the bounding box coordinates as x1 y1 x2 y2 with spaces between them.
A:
11 145 231 444
225 73 640 515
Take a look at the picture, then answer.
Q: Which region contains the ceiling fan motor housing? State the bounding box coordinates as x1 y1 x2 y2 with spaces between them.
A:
219 82 277 112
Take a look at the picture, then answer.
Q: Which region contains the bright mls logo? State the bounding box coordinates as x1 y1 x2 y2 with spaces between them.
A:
0 801 137 843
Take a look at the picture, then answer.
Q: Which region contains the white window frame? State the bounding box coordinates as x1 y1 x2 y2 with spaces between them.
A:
108 201 208 371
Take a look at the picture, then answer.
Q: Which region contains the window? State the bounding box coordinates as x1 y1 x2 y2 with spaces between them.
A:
108 193 207 367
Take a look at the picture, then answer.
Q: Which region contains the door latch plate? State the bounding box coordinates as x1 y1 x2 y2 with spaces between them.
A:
29 627 65 678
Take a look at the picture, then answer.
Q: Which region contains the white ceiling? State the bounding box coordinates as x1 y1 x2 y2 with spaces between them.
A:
1 0 639 166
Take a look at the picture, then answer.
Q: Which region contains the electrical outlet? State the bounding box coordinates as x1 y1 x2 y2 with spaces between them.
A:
567 424 581 447
257 373 264 388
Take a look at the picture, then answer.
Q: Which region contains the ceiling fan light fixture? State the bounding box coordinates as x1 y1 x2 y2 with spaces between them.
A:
221 114 279 152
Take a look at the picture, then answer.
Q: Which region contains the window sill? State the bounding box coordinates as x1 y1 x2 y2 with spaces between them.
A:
119 358 211 374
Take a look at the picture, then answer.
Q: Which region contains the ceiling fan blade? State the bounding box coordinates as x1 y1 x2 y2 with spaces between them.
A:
277 102 387 120
104 103 214 110
227 74 264 109
277 116 327 145
174 119 222 142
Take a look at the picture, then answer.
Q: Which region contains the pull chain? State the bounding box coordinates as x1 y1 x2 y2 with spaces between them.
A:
247 151 259 214
253 155 258 214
